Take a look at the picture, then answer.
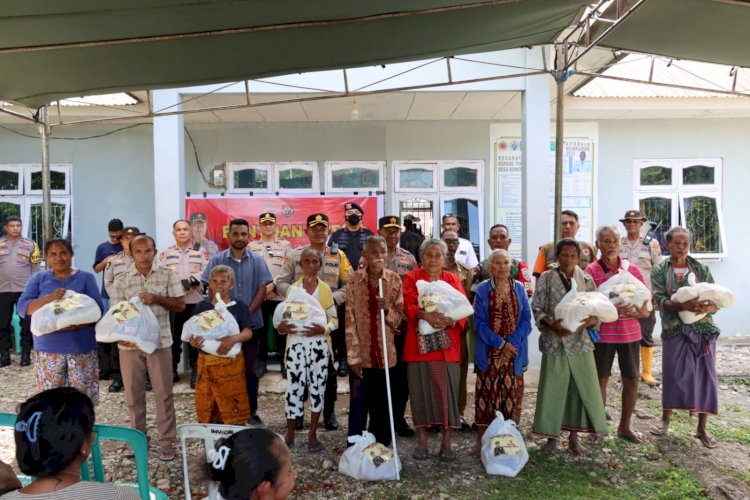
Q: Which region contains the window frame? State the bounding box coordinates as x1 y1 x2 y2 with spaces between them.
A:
0 165 24 195
324 161 384 193
678 191 727 259
225 162 274 194
275 162 319 194
632 159 676 192
438 160 484 192
22 196 72 245
676 158 722 192
24 163 71 195
393 161 438 193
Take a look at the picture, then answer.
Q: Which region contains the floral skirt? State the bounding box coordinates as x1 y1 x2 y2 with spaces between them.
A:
33 350 99 405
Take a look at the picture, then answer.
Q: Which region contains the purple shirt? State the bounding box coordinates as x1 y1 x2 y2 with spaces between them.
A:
18 269 104 354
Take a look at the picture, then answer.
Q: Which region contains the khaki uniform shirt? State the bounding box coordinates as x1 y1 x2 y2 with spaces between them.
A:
619 236 663 291
275 245 352 306
103 251 134 298
0 237 41 292
384 247 417 279
533 240 598 277
445 260 474 299
248 238 292 300
196 238 219 258
157 244 209 304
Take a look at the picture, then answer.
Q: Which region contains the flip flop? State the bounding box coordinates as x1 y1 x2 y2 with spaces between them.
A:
158 447 176 462
308 440 325 453
694 433 718 449
412 448 429 461
649 423 669 436
617 431 646 444
438 450 456 463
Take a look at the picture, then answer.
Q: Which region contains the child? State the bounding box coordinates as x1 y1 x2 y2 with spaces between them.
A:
189 265 253 425
207 428 296 500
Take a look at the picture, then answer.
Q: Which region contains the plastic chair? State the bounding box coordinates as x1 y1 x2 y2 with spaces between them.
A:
177 423 246 500
0 412 168 500
11 305 21 355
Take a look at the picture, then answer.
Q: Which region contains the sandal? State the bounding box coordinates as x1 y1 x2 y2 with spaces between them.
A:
412 447 429 461
438 450 457 463
158 447 176 462
694 433 718 449
308 440 325 453
617 431 646 444
649 422 669 436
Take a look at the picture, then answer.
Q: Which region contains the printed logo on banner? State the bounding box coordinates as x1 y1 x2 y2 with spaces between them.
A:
281 206 294 217
510 141 520 151
498 141 508 151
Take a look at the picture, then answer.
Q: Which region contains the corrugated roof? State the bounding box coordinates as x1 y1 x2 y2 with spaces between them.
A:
573 54 750 98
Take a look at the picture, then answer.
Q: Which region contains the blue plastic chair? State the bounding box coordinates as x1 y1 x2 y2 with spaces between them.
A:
11 305 21 355
0 412 168 500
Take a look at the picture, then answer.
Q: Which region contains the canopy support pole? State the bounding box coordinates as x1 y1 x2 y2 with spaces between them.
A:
37 106 53 243
552 43 568 244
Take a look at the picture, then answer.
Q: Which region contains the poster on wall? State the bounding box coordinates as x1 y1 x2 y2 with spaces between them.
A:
496 137 595 259
185 195 381 250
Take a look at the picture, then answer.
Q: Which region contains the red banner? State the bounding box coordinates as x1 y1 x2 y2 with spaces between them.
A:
186 196 381 250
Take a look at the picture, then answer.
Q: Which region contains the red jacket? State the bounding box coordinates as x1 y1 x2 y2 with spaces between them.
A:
402 268 467 363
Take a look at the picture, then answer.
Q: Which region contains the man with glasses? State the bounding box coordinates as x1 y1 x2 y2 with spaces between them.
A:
441 214 478 270
93 218 124 379
618 210 663 387
0 216 41 367
248 212 292 378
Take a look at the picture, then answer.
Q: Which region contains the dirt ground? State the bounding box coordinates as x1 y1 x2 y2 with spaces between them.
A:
1 343 749 499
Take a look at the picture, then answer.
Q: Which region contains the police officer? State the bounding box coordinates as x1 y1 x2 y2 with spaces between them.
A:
190 212 220 258
92 218 124 379
103 226 140 392
619 209 663 387
248 212 292 378
378 215 416 437
274 213 353 431
327 201 372 376
532 210 598 278
0 216 41 367
157 219 209 387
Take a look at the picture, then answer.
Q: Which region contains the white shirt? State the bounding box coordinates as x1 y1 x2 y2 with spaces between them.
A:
455 238 478 268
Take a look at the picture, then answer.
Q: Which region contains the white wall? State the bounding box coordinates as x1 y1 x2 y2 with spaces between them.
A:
596 118 750 337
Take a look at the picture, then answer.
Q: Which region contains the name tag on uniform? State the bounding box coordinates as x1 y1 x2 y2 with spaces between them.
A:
272 256 284 266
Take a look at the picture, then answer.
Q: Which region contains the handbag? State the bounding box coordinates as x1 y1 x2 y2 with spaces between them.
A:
416 329 452 355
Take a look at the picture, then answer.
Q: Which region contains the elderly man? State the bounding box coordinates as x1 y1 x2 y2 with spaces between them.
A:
203 218 272 427
102 225 140 392
441 228 474 431
619 210 663 387
110 234 186 462
190 212 219 258
477 224 532 296
585 225 650 444
274 213 352 431
377 215 416 436
157 219 209 387
248 212 292 378
533 210 597 278
346 236 404 446
0 216 41 367
441 214 478 269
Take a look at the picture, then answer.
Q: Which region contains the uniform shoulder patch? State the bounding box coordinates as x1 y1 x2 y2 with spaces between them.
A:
30 244 41 264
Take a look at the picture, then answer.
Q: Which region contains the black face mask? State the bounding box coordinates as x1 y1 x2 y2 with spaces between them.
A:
346 214 362 225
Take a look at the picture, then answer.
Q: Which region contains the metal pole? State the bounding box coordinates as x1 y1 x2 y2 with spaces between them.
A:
37 106 52 243
378 277 400 480
553 45 566 243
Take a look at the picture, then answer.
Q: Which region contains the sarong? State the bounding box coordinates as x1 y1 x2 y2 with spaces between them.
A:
195 352 251 424
407 361 460 428
662 328 719 414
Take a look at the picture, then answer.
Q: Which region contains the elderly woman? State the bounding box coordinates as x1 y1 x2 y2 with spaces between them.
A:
649 227 722 448
473 249 531 453
402 238 467 462
531 239 607 456
18 239 104 405
277 247 337 453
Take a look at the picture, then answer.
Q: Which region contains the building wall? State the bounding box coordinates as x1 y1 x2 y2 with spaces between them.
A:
596 118 749 338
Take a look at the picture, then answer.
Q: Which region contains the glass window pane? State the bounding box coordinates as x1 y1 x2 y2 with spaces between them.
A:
279 169 312 189
399 168 433 189
683 196 722 254
0 201 21 236
682 165 715 185
31 171 66 191
399 198 432 246
0 171 19 191
332 168 380 189
233 169 268 190
443 167 477 188
443 198 480 254
639 197 673 254
29 202 69 249
639 166 672 186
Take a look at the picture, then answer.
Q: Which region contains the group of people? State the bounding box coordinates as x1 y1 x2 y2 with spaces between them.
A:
0 200 726 492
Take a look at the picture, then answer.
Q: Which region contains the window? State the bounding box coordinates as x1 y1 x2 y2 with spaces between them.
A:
634 158 725 258
276 162 319 193
225 162 319 194
439 161 483 192
0 164 73 248
394 162 437 193
325 161 384 192
225 162 273 193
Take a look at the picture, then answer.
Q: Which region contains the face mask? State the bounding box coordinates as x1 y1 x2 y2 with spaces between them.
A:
346 214 362 225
